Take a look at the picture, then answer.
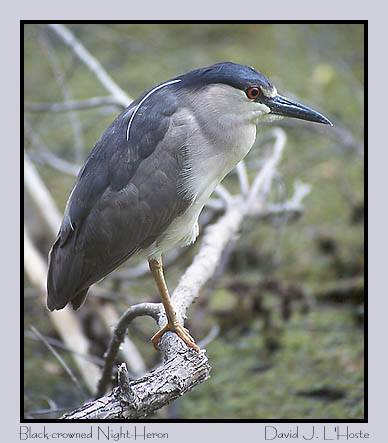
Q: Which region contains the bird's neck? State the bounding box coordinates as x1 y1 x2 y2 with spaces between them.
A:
176 106 257 203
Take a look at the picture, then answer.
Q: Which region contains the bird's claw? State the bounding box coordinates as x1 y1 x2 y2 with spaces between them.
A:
151 323 200 352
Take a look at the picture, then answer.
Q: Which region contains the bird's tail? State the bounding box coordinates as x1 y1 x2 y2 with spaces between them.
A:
46 236 89 311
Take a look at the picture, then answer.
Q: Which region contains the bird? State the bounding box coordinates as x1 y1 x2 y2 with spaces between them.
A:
47 62 332 352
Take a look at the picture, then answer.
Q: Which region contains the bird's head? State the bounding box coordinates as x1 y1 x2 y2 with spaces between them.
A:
175 62 332 127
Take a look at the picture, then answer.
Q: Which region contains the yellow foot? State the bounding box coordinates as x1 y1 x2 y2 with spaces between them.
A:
151 323 200 352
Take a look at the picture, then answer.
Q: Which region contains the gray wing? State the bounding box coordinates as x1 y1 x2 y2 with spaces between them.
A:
47 89 192 310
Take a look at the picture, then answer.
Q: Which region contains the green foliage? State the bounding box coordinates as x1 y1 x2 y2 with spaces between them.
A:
179 307 364 419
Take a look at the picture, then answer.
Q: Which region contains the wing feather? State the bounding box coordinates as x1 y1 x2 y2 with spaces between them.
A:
47 89 192 310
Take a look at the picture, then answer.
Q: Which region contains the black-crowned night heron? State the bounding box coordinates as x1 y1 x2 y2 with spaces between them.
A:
47 62 331 352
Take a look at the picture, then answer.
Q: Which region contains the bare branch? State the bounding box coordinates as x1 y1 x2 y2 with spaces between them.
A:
24 121 81 175
198 324 220 348
249 180 311 220
38 32 85 162
24 151 62 235
91 300 147 378
96 303 161 398
28 149 80 176
47 24 131 107
63 351 210 419
213 183 233 206
63 163 276 415
204 198 225 211
62 177 281 417
235 161 249 196
248 128 286 206
24 331 105 366
30 326 86 402
25 96 123 113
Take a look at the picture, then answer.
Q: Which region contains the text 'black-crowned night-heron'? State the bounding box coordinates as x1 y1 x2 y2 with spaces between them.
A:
47 62 332 352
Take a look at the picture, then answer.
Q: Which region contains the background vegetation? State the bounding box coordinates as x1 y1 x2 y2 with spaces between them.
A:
24 23 364 419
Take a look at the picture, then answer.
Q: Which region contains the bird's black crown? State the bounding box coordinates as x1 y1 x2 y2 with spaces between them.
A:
174 61 274 92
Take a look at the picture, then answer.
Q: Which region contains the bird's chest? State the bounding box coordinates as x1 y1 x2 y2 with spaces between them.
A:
145 111 257 259
157 123 256 251
184 122 257 201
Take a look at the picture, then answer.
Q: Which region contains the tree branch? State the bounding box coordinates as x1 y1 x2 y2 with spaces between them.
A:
63 350 210 419
235 161 249 196
38 32 85 163
24 96 123 113
30 325 87 403
47 24 131 108
96 303 161 398
24 122 81 176
24 151 62 235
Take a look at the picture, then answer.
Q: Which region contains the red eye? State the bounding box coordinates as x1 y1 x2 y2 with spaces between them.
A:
246 87 260 99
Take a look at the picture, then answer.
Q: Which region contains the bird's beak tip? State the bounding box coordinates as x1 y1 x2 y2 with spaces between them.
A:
318 115 333 127
316 112 333 127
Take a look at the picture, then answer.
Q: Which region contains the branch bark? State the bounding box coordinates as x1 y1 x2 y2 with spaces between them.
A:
63 350 210 419
96 303 161 398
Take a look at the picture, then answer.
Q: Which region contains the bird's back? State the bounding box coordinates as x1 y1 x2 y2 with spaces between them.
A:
47 88 192 311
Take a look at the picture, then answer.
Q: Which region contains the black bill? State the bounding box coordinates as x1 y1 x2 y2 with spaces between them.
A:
266 95 332 126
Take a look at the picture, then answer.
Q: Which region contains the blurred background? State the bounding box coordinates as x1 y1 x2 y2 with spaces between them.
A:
23 23 364 419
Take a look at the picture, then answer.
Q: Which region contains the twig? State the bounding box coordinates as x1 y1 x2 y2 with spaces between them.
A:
38 32 85 163
96 303 161 398
24 121 81 175
24 331 105 366
213 184 233 206
281 118 363 157
47 24 131 108
204 198 225 211
248 128 286 206
235 161 249 196
198 324 220 348
24 96 123 113
249 180 311 219
30 326 86 402
24 151 62 235
25 407 74 418
28 149 80 176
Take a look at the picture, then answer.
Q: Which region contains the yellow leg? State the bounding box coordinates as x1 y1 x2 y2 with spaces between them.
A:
149 257 199 352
